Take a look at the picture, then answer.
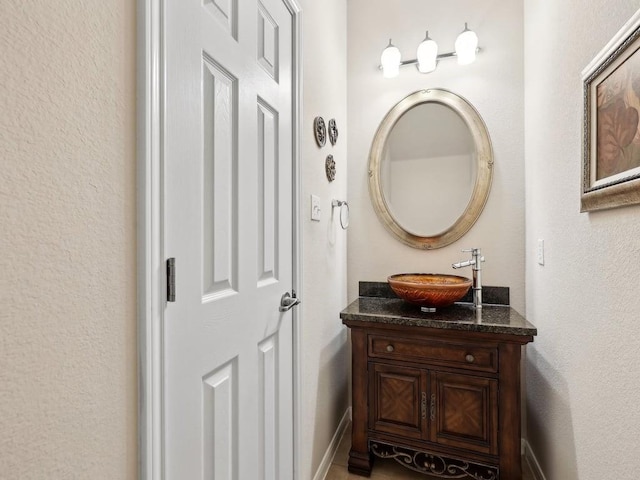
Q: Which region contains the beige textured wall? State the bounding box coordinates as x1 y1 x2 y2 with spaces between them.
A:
298 0 350 478
0 1 137 478
524 1 640 478
347 0 526 312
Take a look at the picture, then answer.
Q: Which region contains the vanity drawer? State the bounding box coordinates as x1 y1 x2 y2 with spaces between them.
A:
368 335 498 373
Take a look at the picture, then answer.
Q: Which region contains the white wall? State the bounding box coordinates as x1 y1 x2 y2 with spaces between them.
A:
298 0 350 478
524 1 640 478
0 0 137 478
347 0 526 312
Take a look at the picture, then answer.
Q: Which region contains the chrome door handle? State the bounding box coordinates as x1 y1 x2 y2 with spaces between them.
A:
279 291 301 312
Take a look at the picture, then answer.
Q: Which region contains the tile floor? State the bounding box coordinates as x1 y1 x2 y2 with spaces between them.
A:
325 424 535 480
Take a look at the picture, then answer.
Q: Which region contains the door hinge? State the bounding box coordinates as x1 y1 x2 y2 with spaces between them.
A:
166 257 176 302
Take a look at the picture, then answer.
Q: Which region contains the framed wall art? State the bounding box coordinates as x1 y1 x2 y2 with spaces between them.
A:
582 8 640 211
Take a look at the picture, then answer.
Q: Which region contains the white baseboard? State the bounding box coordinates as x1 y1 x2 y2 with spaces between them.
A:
312 407 352 480
523 440 547 480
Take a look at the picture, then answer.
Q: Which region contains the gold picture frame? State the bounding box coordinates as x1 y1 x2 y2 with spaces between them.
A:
582 9 640 212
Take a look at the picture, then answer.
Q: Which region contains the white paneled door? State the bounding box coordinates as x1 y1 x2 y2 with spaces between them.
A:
163 0 297 478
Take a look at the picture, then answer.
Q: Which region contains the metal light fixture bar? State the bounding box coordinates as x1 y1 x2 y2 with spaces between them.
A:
380 24 480 77
378 48 481 71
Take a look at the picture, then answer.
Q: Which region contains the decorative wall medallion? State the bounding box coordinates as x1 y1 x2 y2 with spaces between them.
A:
328 118 338 146
325 155 336 182
314 116 326 147
370 441 498 480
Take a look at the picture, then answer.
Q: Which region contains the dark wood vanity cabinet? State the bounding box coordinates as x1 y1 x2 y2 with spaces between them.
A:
342 311 535 480
368 345 499 455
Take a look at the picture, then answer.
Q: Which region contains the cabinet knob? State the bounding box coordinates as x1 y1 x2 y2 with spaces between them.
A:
465 354 475 363
386 344 394 352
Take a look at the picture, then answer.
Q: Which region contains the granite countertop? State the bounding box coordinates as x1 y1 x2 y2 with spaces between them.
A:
340 282 537 336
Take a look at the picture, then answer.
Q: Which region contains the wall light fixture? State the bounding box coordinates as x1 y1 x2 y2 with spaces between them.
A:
380 23 480 78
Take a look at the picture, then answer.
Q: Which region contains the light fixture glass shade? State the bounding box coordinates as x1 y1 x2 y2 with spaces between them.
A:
455 23 478 65
381 39 401 78
416 31 438 73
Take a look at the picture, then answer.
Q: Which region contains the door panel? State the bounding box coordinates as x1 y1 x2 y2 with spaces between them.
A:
203 359 238 480
369 363 427 440
257 99 279 286
430 372 498 455
164 0 295 478
203 0 238 38
257 335 279 479
202 56 238 299
258 3 278 80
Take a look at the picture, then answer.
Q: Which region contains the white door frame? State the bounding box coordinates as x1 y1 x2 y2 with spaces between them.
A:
136 1 303 478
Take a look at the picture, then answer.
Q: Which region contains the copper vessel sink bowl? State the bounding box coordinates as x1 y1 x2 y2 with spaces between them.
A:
388 273 472 308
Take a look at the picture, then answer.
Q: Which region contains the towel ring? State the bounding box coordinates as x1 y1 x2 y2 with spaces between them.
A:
332 199 349 230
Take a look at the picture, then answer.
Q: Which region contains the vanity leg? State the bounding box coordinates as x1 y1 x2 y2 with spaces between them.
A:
348 328 373 476
499 343 523 480
348 449 373 477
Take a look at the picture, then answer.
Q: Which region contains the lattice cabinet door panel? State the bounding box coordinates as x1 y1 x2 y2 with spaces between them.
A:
368 363 428 440
429 371 498 455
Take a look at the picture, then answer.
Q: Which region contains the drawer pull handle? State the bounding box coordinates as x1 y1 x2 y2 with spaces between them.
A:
465 354 475 363
386 344 394 352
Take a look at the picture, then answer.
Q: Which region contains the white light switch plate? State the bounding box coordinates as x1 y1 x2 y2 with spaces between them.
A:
311 195 321 221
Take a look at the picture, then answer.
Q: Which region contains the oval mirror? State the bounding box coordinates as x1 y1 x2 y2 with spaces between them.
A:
369 89 493 249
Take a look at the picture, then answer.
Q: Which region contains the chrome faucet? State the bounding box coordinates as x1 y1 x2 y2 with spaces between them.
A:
452 248 485 309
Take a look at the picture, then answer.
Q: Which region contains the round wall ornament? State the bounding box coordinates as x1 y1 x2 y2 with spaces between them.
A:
325 154 336 182
328 118 338 146
314 116 327 147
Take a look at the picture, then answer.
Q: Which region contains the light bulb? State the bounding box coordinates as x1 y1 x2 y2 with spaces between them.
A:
416 31 438 73
455 23 478 65
381 39 401 78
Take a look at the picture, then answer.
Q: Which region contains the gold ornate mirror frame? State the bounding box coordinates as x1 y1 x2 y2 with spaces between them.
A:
368 89 494 249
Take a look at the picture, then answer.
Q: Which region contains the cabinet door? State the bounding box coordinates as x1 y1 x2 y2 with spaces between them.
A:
369 363 427 439
430 371 498 455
